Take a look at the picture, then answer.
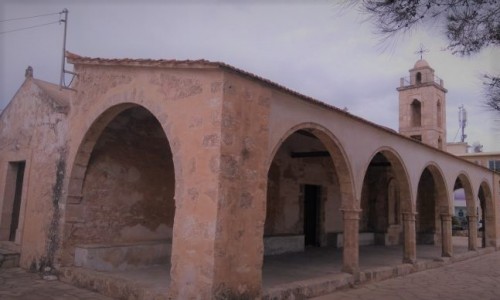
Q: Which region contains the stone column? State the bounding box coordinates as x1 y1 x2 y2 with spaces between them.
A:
341 208 361 274
467 215 478 251
402 212 417 264
441 214 453 257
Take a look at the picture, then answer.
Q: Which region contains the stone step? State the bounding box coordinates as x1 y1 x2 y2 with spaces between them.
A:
0 248 20 269
60 266 169 300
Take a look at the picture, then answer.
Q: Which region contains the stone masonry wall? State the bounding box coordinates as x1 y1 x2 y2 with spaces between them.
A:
61 106 174 265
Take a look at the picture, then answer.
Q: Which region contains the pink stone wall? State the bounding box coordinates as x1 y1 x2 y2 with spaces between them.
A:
61 107 175 265
0 79 69 270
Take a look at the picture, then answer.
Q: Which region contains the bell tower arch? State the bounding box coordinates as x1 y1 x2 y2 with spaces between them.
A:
398 59 448 150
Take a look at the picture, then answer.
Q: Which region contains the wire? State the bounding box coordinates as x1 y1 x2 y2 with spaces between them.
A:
0 12 60 23
0 20 60 35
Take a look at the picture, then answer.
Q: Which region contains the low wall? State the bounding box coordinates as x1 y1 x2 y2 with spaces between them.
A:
332 232 375 248
264 235 304 255
74 240 171 271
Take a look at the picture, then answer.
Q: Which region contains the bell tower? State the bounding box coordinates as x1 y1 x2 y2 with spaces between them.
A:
397 59 447 150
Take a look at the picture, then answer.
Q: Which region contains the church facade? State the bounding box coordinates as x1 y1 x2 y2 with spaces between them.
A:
0 53 498 298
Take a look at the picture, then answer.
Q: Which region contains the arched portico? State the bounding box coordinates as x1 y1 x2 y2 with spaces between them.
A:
359 148 415 264
62 104 177 275
264 123 358 274
416 163 452 257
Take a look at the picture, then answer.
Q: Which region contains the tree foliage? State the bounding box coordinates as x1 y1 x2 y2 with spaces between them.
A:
348 0 500 112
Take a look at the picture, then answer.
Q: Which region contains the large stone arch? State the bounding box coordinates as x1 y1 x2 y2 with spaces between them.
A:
266 122 355 210
61 102 179 271
453 172 478 250
360 147 413 214
416 162 452 256
478 180 495 247
359 147 416 263
264 122 360 273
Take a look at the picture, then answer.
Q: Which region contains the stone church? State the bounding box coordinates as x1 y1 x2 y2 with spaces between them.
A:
0 52 498 299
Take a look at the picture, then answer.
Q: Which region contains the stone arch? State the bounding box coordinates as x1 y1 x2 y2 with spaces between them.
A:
453 172 476 216
266 122 355 210
411 99 422 127
416 163 451 253
453 172 477 250
416 72 422 84
358 148 413 262
360 147 413 214
62 103 178 269
478 180 495 247
437 99 442 128
263 122 358 273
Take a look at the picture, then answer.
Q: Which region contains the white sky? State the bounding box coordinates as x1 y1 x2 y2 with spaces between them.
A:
1 0 499 151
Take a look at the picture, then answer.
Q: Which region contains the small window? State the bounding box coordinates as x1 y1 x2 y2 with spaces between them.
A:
411 99 422 127
488 160 500 172
416 72 422 84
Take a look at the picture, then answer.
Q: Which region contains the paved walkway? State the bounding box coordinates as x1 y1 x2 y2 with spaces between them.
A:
0 268 112 300
312 250 500 300
0 237 494 300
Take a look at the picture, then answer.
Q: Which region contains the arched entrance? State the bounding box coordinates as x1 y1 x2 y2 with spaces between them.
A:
416 165 451 257
359 150 413 265
262 126 355 285
62 105 176 272
452 174 478 251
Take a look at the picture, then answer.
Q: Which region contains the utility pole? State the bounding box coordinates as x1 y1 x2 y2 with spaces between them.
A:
59 8 68 89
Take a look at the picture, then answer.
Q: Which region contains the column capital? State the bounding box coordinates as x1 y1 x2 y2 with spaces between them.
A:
340 208 361 220
402 212 417 221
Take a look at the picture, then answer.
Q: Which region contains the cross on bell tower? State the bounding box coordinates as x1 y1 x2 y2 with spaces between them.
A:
397 56 448 150
415 44 429 60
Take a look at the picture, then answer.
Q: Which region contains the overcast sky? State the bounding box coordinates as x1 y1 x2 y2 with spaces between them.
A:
1 0 498 151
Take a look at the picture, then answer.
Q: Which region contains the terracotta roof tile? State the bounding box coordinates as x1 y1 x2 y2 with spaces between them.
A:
65 51 346 117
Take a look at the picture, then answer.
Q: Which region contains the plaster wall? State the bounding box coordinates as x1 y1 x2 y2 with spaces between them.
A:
61 107 175 265
61 63 226 297
0 78 69 270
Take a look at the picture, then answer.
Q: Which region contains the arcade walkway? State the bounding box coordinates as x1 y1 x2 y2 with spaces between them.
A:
53 237 491 299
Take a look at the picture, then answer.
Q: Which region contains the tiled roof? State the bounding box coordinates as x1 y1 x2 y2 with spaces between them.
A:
66 51 346 116
63 52 495 168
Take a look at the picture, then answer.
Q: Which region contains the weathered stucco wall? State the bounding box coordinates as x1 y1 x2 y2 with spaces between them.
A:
61 106 175 265
61 62 228 298
209 71 271 298
0 78 69 270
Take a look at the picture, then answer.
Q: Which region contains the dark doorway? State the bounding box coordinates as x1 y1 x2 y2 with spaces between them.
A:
9 161 25 241
304 184 320 247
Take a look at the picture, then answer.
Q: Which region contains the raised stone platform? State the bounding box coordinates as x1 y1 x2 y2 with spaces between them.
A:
74 240 171 271
264 235 304 255
0 248 19 268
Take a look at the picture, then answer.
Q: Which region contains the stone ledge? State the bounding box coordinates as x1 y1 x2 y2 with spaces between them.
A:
0 248 20 269
75 240 171 271
264 235 304 256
